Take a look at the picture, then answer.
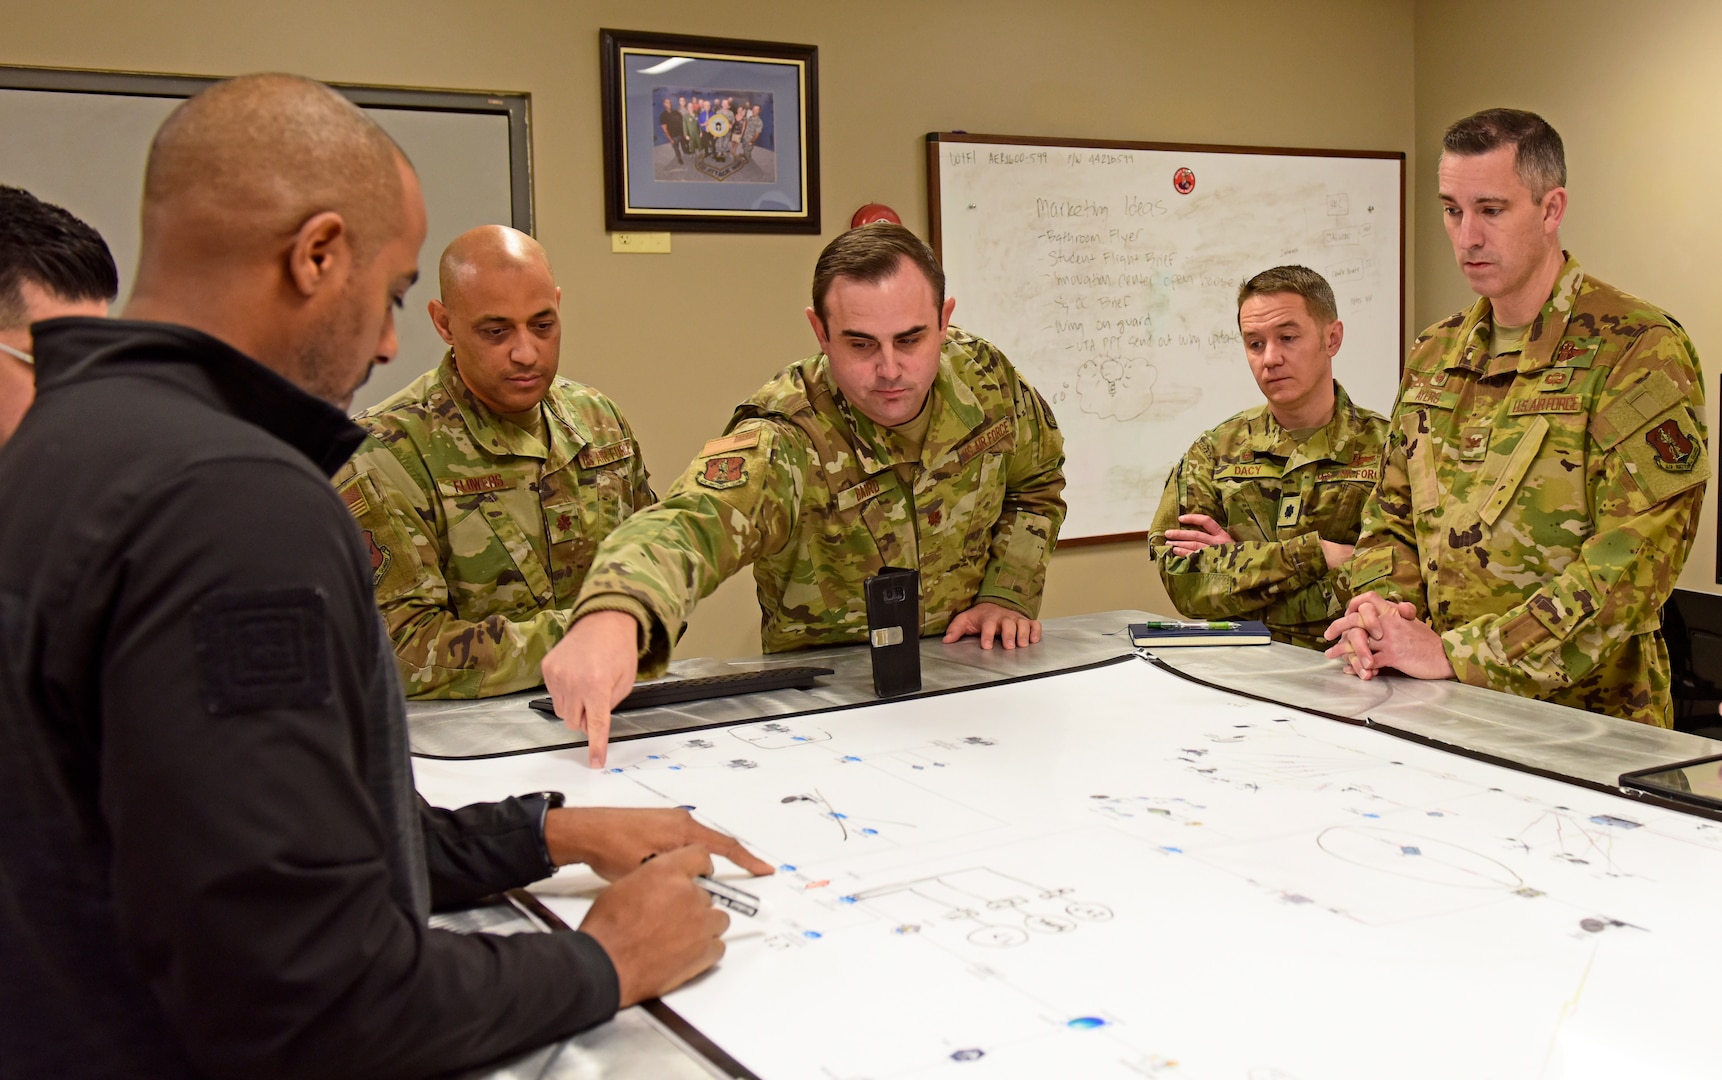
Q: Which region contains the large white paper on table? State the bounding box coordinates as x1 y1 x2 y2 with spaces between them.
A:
413 658 1722 1080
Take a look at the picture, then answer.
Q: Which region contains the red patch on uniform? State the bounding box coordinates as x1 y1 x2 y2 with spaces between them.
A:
557 513 574 532
698 455 749 489
1645 418 1697 471
928 509 943 527
362 529 393 586
1173 167 1196 195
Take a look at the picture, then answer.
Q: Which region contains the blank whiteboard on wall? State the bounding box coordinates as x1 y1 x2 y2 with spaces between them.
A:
0 66 531 414
928 133 1404 544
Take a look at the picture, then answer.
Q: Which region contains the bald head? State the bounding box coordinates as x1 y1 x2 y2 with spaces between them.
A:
439 226 554 306
142 74 405 263
428 226 563 417
126 74 428 411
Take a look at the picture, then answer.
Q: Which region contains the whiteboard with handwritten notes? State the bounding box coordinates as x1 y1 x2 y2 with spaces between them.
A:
928 134 1404 541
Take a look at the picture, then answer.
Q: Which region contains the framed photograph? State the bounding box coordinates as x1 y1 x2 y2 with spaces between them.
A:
600 29 819 234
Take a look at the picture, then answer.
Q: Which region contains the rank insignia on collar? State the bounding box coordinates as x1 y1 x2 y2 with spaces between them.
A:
1645 418 1698 472
698 455 749 489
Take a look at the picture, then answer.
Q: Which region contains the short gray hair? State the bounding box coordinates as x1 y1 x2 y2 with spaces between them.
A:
1442 108 1566 200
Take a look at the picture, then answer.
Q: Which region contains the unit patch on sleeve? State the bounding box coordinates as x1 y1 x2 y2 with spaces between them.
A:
697 455 749 489
362 529 393 587
1644 418 1699 472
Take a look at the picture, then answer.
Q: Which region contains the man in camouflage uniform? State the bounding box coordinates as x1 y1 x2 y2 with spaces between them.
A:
1326 109 1708 727
1150 266 1389 650
541 223 1066 765
334 225 654 698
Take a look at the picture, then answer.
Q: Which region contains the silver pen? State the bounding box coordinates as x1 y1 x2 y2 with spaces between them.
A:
695 876 760 917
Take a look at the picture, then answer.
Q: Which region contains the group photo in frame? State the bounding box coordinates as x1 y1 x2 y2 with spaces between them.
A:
600 29 819 233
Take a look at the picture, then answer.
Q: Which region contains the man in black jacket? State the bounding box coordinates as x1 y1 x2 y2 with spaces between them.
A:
0 73 769 1078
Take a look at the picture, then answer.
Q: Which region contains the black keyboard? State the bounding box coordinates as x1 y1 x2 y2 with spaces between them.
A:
529 666 835 717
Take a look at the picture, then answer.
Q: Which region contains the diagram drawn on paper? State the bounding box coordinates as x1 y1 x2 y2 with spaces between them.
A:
413 659 1722 1080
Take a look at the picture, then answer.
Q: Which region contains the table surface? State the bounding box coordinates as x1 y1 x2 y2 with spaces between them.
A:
436 610 1721 1079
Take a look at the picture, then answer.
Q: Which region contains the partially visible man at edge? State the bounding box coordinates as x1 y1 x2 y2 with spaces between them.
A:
540 223 1068 768
334 225 654 699
1149 265 1389 650
0 73 768 1079
0 184 118 445
1325 108 1708 727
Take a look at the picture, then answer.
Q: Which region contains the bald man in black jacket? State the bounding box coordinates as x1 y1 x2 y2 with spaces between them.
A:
0 74 767 1079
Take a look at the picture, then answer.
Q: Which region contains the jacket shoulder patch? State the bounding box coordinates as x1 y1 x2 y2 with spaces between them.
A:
697 455 749 489
702 429 761 456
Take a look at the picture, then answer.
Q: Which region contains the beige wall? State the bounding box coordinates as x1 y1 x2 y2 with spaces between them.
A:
1414 0 1721 596
2 0 1417 657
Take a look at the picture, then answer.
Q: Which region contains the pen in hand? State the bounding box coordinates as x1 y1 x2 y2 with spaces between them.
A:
642 852 761 917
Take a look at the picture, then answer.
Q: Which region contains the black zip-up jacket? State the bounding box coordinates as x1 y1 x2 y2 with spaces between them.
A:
0 319 618 1078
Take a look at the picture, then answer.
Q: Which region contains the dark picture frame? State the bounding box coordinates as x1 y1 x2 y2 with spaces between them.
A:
600 29 819 233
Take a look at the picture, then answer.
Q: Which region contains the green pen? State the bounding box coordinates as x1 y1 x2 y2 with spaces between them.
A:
1138 620 1240 630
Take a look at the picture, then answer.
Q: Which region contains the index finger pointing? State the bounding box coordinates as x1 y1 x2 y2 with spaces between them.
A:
585 702 613 769
701 829 775 876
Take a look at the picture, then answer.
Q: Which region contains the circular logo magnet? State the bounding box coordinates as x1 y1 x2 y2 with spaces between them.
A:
1173 167 1196 195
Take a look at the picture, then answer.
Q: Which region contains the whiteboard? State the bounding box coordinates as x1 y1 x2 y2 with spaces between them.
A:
415 659 1722 1080
929 135 1404 542
0 67 529 414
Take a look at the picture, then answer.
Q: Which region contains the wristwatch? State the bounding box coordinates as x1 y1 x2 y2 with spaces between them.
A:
528 790 566 872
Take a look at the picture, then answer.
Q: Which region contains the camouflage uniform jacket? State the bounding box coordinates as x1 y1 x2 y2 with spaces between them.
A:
1349 257 1708 727
574 327 1066 675
333 353 654 699
1148 382 1390 650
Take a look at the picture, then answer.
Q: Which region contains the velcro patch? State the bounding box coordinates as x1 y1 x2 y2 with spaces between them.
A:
1277 495 1303 527
1216 461 1283 481
836 476 886 511
444 473 507 495
1402 386 1450 409
577 440 636 469
338 480 369 518
1539 369 1571 389
701 429 761 456
697 455 749 489
1313 465 1379 484
1508 394 1582 415
192 588 332 715
1592 369 1689 449
957 418 1014 464
1618 404 1710 508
